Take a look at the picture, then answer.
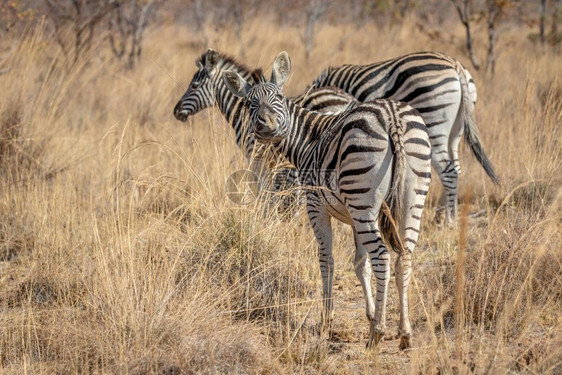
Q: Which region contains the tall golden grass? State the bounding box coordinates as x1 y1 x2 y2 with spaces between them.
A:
0 17 560 374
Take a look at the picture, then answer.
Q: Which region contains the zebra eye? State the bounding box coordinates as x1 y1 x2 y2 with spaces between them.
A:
191 81 200 89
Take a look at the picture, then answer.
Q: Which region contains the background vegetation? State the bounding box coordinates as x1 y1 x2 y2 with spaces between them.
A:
0 0 560 373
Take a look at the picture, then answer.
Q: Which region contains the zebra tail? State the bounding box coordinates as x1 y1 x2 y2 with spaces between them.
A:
379 122 406 252
458 67 501 185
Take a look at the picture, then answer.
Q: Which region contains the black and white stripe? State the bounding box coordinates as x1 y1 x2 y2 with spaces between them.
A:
312 51 499 224
223 52 432 350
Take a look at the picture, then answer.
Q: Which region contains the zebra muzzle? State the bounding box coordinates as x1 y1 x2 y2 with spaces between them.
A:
257 105 278 127
263 116 278 132
173 102 189 122
256 115 277 135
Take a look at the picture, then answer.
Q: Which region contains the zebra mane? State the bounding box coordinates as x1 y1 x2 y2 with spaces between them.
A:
197 50 252 77
250 69 267 83
313 66 333 86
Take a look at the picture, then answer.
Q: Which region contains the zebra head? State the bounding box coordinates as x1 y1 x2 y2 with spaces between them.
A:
173 48 221 122
222 52 292 144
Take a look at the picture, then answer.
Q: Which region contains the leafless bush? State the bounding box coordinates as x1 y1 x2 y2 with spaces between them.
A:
451 0 480 70
42 0 159 67
0 0 38 35
0 98 44 178
183 211 315 323
301 0 331 61
546 0 562 49
43 0 117 63
107 0 158 68
0 99 21 164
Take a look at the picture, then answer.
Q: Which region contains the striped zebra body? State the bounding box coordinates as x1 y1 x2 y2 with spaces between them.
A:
173 49 356 215
223 52 432 350
313 52 498 224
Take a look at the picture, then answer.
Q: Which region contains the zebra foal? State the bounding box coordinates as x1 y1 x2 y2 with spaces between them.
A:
223 52 432 349
312 52 499 224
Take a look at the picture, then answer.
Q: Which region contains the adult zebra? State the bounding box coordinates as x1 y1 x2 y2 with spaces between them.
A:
173 49 356 214
311 52 499 224
223 52 432 350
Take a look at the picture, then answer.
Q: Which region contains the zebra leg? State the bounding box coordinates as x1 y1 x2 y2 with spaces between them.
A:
440 161 459 225
306 198 334 328
448 129 463 220
395 171 429 349
395 252 413 349
433 159 458 226
352 216 390 348
353 228 376 324
433 101 463 226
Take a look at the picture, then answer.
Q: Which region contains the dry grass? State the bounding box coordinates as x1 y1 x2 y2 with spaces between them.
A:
0 17 561 374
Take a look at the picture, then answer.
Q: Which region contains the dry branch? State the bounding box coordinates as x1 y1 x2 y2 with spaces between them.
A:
451 0 480 70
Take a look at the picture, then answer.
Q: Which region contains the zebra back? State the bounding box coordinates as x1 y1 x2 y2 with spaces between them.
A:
293 86 357 114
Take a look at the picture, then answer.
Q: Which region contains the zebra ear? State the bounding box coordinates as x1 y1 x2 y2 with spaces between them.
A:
271 51 291 87
222 70 251 98
205 48 220 72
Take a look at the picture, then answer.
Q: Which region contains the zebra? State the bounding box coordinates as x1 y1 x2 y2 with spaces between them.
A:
222 51 432 350
173 49 356 214
311 52 499 225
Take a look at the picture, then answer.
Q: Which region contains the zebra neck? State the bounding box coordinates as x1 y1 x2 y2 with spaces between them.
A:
213 62 253 151
215 82 244 124
214 62 252 120
274 100 331 171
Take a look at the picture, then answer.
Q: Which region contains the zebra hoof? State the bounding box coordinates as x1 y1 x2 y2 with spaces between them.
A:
434 208 445 224
317 314 333 337
399 335 411 350
367 323 385 349
366 332 384 349
435 210 455 227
